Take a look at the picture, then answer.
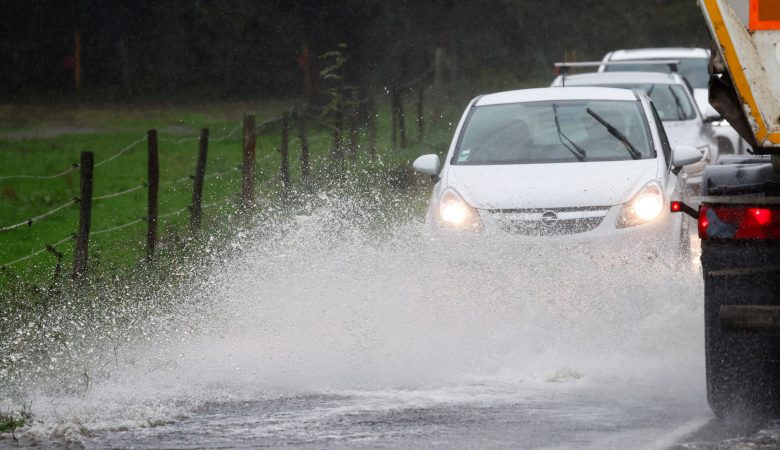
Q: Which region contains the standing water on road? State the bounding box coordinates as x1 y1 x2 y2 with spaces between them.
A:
0 192 708 448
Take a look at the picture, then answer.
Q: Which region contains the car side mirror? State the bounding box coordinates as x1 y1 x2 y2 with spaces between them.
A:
702 106 723 123
672 145 703 169
412 154 441 180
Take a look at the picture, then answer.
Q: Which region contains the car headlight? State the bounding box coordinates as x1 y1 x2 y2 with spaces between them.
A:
712 119 730 127
437 188 481 230
616 181 665 228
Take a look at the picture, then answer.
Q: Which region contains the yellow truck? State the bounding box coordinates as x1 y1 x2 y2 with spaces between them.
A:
675 0 780 418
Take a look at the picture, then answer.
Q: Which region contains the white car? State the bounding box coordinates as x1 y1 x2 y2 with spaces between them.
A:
412 87 702 254
550 71 716 190
599 47 749 155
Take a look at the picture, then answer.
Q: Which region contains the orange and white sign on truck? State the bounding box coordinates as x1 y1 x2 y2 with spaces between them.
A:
701 0 780 151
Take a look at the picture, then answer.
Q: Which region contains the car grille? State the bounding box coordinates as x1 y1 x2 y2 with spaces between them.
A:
487 207 609 236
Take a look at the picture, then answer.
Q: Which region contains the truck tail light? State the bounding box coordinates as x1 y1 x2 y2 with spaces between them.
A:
698 205 780 240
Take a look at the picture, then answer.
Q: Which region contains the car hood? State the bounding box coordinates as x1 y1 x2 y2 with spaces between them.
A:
663 120 703 147
445 160 658 209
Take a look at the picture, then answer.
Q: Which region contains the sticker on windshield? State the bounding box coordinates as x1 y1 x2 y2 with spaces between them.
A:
458 148 471 162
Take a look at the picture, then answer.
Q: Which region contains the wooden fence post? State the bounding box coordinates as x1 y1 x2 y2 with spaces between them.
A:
146 129 159 260
241 113 256 210
190 128 208 231
72 151 93 278
279 113 290 192
298 112 310 181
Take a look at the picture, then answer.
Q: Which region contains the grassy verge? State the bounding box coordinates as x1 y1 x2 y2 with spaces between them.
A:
0 405 30 433
0 93 464 285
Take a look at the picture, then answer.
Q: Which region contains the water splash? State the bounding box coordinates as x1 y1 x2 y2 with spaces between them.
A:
0 191 706 446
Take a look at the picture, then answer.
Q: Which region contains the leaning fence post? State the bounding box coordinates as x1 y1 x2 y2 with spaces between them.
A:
190 128 208 231
72 151 94 279
241 113 256 211
146 130 159 260
279 112 290 192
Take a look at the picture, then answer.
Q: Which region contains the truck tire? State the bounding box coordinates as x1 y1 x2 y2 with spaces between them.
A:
702 241 780 418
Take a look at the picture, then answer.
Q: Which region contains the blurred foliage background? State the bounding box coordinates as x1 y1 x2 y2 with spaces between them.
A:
0 0 709 102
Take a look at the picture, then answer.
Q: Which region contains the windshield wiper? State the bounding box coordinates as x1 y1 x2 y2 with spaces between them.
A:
585 108 642 160
552 104 586 162
667 86 686 120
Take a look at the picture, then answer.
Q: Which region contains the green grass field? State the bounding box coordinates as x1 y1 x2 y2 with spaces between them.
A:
0 97 458 285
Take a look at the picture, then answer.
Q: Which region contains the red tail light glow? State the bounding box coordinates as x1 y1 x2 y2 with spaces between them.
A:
698 205 780 240
748 208 771 225
698 207 710 238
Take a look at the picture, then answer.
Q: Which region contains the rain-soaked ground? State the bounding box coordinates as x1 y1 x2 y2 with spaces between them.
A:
1 200 779 449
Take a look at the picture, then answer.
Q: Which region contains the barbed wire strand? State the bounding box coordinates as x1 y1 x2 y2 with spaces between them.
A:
90 218 145 237
1 235 73 268
93 184 146 201
0 198 78 232
158 124 244 145
211 124 243 142
93 136 147 168
160 176 192 187
0 164 79 181
0 135 146 181
3 199 223 268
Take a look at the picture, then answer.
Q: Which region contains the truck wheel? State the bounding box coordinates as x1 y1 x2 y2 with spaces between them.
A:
703 243 780 418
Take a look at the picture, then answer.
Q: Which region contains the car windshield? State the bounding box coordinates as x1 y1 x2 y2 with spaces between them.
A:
591 83 697 121
453 100 653 165
604 57 709 89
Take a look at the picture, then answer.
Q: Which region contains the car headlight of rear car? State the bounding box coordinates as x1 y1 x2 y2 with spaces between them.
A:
616 181 665 228
712 119 730 127
437 188 481 230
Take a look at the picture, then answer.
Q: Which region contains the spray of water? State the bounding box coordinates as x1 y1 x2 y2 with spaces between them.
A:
0 187 706 446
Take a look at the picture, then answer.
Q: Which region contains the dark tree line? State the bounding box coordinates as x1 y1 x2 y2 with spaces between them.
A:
0 0 709 101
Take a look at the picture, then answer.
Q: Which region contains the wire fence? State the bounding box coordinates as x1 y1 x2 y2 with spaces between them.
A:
2 235 74 267
0 165 79 182
0 123 248 182
0 66 435 273
93 136 147 169
0 198 78 232
0 135 146 182
0 120 253 269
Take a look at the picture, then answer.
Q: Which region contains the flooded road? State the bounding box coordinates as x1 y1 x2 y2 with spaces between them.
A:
0 204 734 448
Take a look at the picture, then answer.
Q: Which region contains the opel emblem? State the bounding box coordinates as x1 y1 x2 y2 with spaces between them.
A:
541 210 559 227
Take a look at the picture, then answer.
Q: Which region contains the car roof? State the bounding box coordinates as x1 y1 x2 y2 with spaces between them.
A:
606 47 709 60
554 71 685 86
476 87 637 106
